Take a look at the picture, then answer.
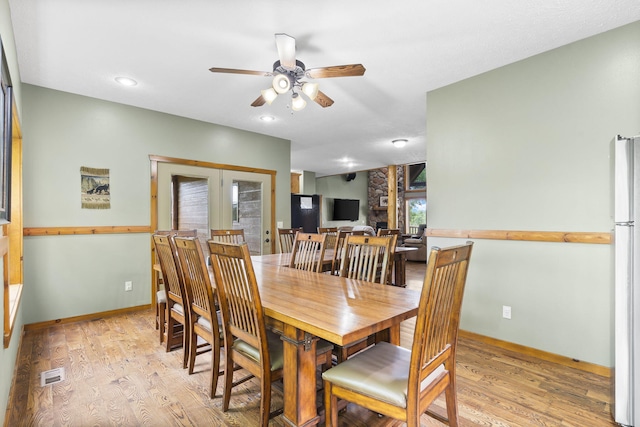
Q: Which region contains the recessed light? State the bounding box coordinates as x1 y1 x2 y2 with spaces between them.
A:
260 115 275 122
115 76 137 86
392 139 408 148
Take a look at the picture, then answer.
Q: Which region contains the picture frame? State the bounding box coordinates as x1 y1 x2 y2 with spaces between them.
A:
0 38 12 224
379 196 388 207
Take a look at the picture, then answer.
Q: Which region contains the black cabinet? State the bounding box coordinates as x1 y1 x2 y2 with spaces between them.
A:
291 194 320 233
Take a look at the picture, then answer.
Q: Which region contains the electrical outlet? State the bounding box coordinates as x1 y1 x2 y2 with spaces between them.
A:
125 281 133 291
502 305 511 319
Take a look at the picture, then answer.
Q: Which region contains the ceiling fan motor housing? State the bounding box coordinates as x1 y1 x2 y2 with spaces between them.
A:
273 60 306 86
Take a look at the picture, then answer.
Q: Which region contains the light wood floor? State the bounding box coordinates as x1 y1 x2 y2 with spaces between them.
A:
6 262 616 426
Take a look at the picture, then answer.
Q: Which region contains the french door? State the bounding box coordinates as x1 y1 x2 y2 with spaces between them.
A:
220 170 272 255
156 163 272 255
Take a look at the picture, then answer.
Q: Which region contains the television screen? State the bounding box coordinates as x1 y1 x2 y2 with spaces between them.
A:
332 198 360 221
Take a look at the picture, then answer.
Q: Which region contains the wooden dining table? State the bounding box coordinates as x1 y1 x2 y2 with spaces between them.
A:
249 259 420 426
153 251 420 426
253 246 417 287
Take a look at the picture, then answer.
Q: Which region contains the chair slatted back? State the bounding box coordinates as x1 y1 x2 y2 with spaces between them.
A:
376 228 401 237
153 234 185 306
409 242 473 393
339 235 394 284
318 227 338 249
208 241 266 353
277 227 302 253
174 237 217 326
210 229 245 244
330 230 364 275
289 232 327 273
155 229 198 237
374 231 399 285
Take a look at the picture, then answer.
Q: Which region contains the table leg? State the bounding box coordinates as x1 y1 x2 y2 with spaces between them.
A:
394 253 407 287
388 324 401 345
281 324 320 427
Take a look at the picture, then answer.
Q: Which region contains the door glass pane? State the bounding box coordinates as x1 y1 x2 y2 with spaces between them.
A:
234 179 262 255
232 182 239 222
173 174 209 254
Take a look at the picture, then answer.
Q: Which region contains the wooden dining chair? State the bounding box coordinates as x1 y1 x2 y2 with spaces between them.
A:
331 230 364 276
210 228 245 244
323 242 474 427
289 232 328 273
376 228 401 237
153 234 189 363
375 229 399 285
207 241 284 427
318 226 338 249
153 229 197 344
287 232 335 370
174 236 223 399
339 235 395 284
277 227 302 253
330 229 364 275
334 234 396 362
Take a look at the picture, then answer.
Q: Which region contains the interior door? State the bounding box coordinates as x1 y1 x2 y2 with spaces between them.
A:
220 170 272 255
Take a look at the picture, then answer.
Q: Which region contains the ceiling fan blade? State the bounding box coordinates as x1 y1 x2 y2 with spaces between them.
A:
251 95 266 107
305 64 366 79
209 67 271 76
275 33 296 70
314 90 334 108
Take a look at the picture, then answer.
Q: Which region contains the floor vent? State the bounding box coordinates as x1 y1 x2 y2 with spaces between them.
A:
40 367 65 387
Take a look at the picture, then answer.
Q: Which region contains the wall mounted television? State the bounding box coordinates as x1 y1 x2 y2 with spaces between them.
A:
332 198 360 221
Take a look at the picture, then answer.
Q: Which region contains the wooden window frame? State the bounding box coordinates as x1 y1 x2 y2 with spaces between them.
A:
4 101 22 348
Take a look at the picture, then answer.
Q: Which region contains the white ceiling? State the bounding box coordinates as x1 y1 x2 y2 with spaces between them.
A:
8 1 640 177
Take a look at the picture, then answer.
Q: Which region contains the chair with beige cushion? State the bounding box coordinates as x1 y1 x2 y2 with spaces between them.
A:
208 241 284 427
339 235 394 284
287 232 334 370
174 236 223 399
153 229 197 344
318 226 338 249
277 227 303 253
322 242 474 427
210 228 245 244
330 229 364 276
334 234 396 362
153 233 189 363
376 228 401 238
375 229 399 283
289 232 328 273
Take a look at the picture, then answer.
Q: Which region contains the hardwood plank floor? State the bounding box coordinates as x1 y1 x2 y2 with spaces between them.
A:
6 261 616 426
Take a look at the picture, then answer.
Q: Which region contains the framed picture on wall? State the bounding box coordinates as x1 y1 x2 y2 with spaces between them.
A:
379 196 388 207
0 38 12 224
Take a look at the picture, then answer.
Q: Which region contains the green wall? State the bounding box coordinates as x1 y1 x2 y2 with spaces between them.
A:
0 0 22 423
426 21 640 366
21 85 291 325
316 172 368 228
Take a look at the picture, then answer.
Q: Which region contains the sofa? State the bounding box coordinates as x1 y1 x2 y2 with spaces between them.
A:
337 225 376 236
403 224 427 262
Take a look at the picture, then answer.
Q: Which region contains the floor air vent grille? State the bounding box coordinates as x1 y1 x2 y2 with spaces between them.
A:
40 367 65 386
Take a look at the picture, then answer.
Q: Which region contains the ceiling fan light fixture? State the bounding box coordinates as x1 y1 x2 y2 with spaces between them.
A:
392 139 408 148
301 82 319 100
291 93 307 111
261 87 278 105
272 74 291 94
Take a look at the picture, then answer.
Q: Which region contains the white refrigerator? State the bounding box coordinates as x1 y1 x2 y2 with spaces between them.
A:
614 134 640 427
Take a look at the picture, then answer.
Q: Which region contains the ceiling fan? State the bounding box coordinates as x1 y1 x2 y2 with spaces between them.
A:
209 33 366 111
